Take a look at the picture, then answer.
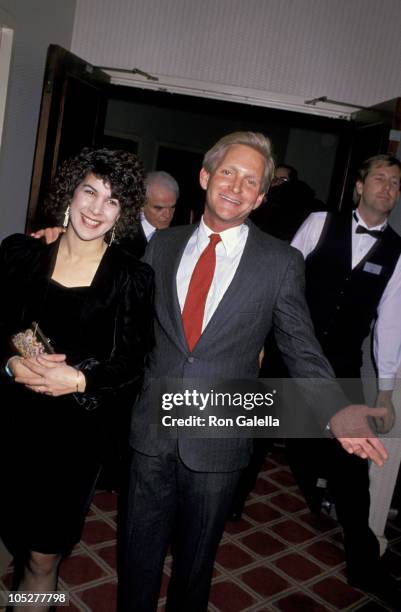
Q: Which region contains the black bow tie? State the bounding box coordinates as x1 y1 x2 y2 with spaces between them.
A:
355 225 383 239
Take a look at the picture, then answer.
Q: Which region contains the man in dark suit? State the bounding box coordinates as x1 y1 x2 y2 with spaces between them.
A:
129 170 179 257
120 132 388 612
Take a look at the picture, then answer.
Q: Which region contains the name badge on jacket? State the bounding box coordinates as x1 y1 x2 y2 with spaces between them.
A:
363 262 382 275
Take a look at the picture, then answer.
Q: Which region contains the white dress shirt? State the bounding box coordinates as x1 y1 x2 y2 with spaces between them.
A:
140 212 156 241
292 210 401 390
176 217 248 332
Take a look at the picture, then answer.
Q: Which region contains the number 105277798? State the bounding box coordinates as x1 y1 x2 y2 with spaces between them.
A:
0 591 69 606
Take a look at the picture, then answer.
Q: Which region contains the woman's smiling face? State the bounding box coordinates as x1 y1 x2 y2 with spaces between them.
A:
68 173 121 241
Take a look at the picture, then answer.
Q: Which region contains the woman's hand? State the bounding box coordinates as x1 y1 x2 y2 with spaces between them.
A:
30 226 65 244
7 356 40 381
14 353 86 396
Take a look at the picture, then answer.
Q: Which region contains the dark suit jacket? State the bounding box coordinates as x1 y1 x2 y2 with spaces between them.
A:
130 221 338 472
0 234 154 411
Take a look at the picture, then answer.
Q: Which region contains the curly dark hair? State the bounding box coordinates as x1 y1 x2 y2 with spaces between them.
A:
43 148 145 241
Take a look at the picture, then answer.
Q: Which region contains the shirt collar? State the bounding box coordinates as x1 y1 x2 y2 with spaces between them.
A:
353 209 388 232
140 211 157 240
199 216 247 255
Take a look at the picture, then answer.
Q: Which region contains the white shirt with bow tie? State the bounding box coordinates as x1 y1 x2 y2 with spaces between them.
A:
292 210 401 390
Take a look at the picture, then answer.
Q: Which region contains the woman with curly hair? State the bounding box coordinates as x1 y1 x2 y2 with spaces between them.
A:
0 148 154 610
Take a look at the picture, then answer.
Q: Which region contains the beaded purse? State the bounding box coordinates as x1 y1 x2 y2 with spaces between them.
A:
11 321 54 358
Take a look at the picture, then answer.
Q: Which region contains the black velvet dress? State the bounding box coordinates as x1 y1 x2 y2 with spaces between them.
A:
0 234 154 555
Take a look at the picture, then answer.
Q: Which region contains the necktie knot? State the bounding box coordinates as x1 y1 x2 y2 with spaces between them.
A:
209 233 221 247
353 211 384 239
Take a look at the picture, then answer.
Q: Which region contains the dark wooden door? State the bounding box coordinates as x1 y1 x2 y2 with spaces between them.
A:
26 45 110 232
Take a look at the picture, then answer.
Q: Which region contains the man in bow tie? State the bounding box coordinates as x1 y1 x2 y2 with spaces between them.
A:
292 154 401 429
288 153 401 604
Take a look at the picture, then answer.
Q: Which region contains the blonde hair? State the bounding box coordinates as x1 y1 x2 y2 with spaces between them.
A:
353 154 401 204
202 131 275 192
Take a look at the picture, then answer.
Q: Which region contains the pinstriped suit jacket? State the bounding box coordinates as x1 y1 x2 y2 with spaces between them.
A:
129 220 336 472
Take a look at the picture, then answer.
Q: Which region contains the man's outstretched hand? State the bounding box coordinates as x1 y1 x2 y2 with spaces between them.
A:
30 226 64 244
329 404 388 467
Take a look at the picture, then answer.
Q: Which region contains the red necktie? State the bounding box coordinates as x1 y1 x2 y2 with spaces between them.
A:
182 233 221 351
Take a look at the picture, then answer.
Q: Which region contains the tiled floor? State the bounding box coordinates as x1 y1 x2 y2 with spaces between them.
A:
1 447 401 611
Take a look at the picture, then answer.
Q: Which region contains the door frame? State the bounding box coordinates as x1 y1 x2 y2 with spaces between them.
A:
26 45 109 232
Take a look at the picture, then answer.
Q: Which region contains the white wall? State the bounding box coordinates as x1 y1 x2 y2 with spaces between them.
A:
72 0 401 108
0 0 76 240
2 0 401 239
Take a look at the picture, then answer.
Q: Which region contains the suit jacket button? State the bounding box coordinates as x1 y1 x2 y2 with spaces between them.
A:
187 356 194 363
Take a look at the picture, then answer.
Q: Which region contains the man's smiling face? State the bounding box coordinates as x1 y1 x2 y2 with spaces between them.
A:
200 144 265 232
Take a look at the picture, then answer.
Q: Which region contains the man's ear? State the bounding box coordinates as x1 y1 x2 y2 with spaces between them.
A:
252 192 265 211
199 168 209 191
355 180 363 196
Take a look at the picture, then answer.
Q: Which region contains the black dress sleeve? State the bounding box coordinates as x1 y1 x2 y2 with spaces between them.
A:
75 255 154 410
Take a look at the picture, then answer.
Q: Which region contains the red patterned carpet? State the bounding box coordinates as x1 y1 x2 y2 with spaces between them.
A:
1 447 401 611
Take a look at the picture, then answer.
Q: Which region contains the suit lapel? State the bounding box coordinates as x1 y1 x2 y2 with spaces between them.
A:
194 222 261 348
160 222 264 352
161 225 197 350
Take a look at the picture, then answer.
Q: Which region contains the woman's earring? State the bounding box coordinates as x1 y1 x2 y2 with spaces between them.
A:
109 226 116 246
63 205 70 229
